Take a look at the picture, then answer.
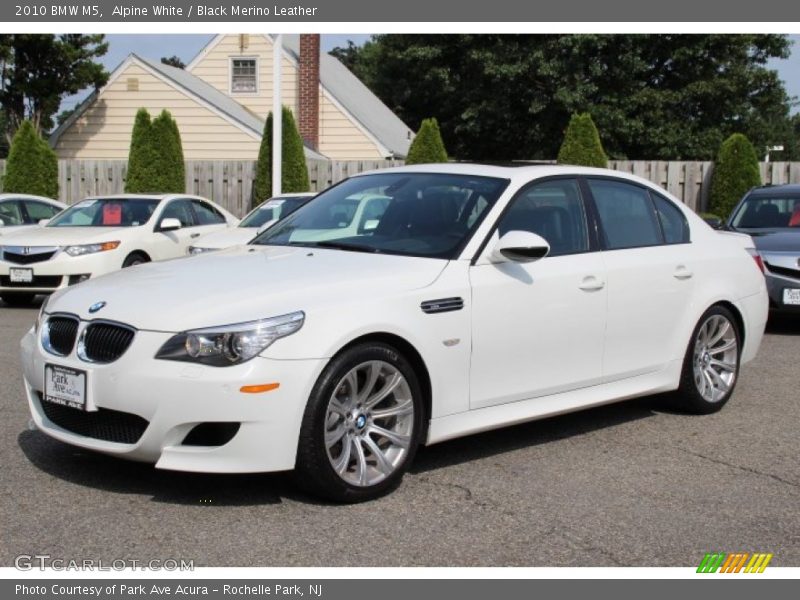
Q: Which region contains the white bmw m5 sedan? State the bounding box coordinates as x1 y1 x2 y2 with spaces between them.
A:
20 165 768 502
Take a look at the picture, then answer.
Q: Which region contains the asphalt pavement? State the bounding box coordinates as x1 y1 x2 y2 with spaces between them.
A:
1 300 798 567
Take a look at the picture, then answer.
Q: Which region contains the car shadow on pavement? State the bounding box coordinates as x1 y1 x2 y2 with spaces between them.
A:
17 430 292 506
411 395 670 475
765 312 800 336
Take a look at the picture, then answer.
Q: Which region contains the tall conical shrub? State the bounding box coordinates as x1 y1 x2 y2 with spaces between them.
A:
151 110 185 193
709 134 762 219
252 106 310 206
125 108 155 193
557 113 608 168
3 120 59 198
406 118 448 165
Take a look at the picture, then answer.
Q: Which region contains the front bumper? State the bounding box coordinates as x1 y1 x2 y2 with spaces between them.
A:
764 271 800 312
0 251 122 294
20 325 326 473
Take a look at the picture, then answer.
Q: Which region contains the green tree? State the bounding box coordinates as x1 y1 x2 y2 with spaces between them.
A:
333 34 796 160
253 106 310 205
557 113 608 167
124 108 155 193
151 110 185 193
0 34 108 143
406 118 448 164
709 134 762 218
2 120 58 197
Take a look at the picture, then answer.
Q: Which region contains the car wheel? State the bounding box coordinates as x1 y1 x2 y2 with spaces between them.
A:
674 305 741 414
295 343 424 502
122 252 149 268
1 292 35 307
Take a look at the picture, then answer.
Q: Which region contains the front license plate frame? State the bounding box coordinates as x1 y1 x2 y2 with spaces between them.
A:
44 364 87 411
9 268 33 283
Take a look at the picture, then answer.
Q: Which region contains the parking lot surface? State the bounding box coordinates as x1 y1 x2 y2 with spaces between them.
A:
1 300 798 567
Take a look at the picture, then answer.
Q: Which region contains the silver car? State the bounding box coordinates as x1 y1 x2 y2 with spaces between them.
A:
726 184 800 312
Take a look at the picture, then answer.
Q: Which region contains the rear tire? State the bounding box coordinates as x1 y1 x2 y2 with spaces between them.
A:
673 305 741 414
1 293 35 307
294 343 425 503
122 252 149 268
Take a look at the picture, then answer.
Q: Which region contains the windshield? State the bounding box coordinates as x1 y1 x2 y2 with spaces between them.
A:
731 195 800 229
239 196 311 228
252 173 508 259
48 198 160 228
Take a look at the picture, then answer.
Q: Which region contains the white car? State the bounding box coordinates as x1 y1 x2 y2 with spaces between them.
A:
188 193 315 254
20 165 768 502
1 194 236 306
0 194 66 237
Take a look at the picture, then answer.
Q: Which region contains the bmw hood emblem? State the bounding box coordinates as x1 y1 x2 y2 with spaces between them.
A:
88 301 106 314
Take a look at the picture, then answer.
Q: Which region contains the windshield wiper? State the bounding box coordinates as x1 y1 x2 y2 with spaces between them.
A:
311 241 382 253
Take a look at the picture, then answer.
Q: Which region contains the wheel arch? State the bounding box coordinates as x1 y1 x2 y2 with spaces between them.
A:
333 331 433 440
123 250 152 263
712 300 746 346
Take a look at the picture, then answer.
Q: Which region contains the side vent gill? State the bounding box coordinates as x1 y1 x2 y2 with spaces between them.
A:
421 297 464 314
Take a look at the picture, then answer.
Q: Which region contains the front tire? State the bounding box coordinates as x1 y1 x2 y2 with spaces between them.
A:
673 305 741 414
295 343 424 502
1 292 35 307
122 252 149 268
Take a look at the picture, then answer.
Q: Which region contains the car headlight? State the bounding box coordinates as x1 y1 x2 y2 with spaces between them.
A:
34 295 50 333
154 311 305 366
64 241 121 257
187 246 218 255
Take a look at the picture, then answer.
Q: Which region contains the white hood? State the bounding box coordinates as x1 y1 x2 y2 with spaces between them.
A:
47 245 448 331
192 227 257 250
0 226 132 247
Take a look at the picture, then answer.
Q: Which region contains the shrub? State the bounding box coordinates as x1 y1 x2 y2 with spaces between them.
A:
151 110 185 193
709 134 761 219
557 113 608 168
253 106 310 206
125 108 155 193
3 120 58 198
406 118 448 164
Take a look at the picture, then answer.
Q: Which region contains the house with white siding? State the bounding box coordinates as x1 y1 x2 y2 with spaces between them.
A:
50 34 413 161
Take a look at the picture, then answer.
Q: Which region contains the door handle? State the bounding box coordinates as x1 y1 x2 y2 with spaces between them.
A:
673 265 693 280
579 276 605 292
190 233 201 239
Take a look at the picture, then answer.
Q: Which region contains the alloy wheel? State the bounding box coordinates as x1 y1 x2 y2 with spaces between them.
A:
692 314 739 403
324 360 415 487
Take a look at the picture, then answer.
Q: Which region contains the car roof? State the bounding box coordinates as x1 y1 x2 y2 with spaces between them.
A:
748 184 800 196
80 194 212 202
270 193 316 199
0 193 64 205
353 163 660 188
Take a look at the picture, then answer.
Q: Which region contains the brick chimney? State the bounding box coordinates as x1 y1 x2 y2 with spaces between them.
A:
298 34 320 151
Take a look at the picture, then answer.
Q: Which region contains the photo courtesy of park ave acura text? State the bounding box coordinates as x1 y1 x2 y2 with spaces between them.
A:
0 29 799 569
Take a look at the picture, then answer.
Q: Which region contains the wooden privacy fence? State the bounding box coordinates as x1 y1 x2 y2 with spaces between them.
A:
608 160 800 212
2 159 800 216
0 158 405 217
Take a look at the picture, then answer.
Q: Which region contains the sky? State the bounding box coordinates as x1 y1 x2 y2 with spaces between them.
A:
60 33 800 116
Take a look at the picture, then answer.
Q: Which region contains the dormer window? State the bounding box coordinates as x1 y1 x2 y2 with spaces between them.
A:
231 58 257 94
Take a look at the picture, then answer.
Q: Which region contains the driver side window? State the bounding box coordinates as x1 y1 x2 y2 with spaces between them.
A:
497 178 589 257
160 200 195 228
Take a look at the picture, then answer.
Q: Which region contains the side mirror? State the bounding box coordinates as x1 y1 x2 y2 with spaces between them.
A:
491 230 550 263
38 218 50 226
159 218 182 232
0 218 5 227
703 216 723 230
